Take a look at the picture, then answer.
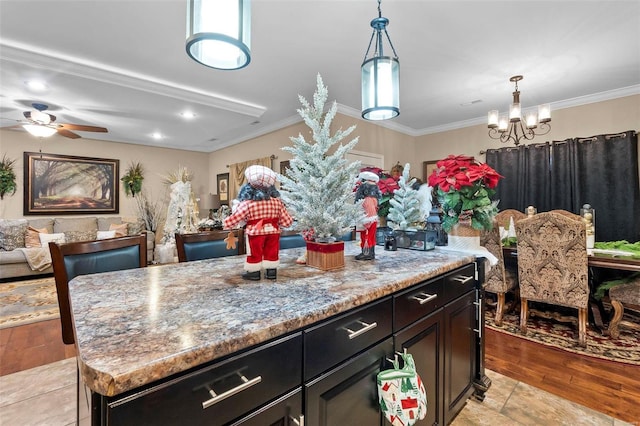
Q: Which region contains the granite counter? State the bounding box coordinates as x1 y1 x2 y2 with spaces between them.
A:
68 242 476 397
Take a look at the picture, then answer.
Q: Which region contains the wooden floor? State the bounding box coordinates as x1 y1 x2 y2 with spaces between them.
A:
1 320 639 424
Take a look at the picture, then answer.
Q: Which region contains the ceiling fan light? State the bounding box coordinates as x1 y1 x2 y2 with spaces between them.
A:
186 0 251 70
30 109 51 124
23 124 57 137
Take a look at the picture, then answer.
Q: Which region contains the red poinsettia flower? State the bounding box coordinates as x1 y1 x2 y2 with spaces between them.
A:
427 154 504 232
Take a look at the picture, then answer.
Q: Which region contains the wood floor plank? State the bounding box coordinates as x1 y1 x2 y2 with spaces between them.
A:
485 328 640 423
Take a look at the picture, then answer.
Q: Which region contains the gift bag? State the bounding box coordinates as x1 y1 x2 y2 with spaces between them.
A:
377 351 427 426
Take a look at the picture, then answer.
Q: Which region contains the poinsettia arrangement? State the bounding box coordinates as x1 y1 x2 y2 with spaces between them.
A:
427 155 503 232
359 166 400 218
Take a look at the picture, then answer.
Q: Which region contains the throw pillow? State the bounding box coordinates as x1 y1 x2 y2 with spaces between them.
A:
40 232 66 248
26 226 49 248
64 230 97 243
109 223 128 237
97 230 117 240
98 217 123 231
0 219 28 251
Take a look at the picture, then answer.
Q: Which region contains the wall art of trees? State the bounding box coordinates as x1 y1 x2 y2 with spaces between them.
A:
25 153 118 213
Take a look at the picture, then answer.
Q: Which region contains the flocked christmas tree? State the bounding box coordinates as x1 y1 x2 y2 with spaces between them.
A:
279 74 364 241
387 163 423 230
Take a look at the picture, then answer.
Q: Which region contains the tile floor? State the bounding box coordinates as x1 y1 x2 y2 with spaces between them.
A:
0 358 633 426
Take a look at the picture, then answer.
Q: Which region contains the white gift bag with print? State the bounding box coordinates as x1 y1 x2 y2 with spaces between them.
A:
377 351 427 426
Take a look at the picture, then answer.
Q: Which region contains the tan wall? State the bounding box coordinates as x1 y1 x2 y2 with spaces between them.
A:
0 132 209 219
210 113 417 187
415 94 640 171
3 94 637 219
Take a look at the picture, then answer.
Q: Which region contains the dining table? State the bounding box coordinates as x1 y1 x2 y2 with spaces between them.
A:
502 246 640 333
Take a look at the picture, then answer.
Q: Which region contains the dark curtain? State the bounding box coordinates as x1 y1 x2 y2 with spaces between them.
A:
485 130 639 242
485 142 551 212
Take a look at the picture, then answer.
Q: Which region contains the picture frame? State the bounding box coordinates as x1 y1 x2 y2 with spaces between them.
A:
24 151 119 215
217 173 229 205
423 160 438 182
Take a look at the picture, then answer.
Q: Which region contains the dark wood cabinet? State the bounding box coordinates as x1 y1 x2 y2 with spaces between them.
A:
90 261 487 426
443 289 477 424
394 309 445 426
305 338 394 426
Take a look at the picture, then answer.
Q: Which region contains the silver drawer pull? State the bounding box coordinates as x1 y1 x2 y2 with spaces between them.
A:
344 320 378 340
451 275 474 284
290 414 305 426
410 292 437 305
202 373 262 409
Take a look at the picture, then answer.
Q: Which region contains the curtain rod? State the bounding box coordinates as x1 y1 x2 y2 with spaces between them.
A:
226 154 277 168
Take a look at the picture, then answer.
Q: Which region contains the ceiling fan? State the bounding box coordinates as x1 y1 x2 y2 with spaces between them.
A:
1 102 108 139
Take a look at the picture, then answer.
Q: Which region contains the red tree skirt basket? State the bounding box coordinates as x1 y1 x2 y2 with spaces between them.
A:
306 241 345 271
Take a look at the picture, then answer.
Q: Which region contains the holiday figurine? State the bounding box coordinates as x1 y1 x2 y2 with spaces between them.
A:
224 165 294 280
354 171 382 260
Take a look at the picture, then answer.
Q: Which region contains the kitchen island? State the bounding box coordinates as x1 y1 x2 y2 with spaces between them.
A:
69 242 489 425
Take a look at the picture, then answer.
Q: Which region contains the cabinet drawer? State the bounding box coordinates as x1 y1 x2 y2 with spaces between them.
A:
107 333 302 426
394 277 443 331
304 297 392 381
443 263 476 303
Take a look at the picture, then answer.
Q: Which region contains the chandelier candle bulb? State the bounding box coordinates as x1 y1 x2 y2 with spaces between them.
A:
509 103 521 122
498 115 509 131
538 103 551 122
525 112 538 128
488 110 499 128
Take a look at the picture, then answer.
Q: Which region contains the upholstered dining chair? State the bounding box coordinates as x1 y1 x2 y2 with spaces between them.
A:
49 234 148 345
515 211 590 346
495 209 527 229
175 229 245 262
480 219 519 326
608 277 640 339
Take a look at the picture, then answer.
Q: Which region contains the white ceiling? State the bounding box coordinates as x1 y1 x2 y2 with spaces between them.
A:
1 0 639 153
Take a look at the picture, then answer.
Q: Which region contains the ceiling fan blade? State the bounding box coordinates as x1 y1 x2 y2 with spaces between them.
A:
0 124 24 130
56 128 81 139
58 123 108 133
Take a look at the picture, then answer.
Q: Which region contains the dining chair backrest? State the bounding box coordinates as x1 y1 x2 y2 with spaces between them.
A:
515 211 589 345
547 209 582 221
49 234 147 344
495 209 527 229
175 229 245 262
279 230 306 249
480 220 519 325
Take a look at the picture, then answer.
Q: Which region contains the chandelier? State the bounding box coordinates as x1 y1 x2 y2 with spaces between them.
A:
186 0 251 70
487 75 551 146
361 0 400 121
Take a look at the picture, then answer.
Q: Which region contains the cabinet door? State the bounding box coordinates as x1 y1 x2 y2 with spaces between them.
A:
230 388 302 426
305 338 393 426
394 309 444 426
443 290 477 425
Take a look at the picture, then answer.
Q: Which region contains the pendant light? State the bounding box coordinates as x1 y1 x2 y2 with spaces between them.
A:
361 0 400 121
186 0 251 70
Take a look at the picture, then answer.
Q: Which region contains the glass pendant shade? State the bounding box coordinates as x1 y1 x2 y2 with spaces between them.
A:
361 56 399 120
186 0 251 70
22 124 57 137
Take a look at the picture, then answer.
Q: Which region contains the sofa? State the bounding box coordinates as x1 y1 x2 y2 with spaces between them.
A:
0 216 155 280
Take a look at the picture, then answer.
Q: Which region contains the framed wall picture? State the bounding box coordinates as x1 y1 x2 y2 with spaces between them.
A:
23 151 119 215
217 173 229 205
423 161 438 182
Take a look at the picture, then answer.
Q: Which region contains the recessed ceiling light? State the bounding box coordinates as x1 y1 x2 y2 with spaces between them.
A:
24 80 48 92
180 111 196 119
151 132 163 140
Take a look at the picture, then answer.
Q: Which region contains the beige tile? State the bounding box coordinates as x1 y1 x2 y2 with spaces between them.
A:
452 398 524 425
482 369 519 412
0 382 75 426
0 357 76 407
501 381 617 425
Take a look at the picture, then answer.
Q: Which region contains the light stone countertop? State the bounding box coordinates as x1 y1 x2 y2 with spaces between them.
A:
68 242 476 397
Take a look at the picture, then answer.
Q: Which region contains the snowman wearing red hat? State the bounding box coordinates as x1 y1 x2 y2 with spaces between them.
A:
354 171 382 260
224 165 293 280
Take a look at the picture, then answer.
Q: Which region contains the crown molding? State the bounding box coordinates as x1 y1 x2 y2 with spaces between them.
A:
0 40 266 118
